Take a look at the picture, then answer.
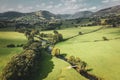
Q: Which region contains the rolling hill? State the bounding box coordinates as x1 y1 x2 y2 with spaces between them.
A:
68 11 93 19
0 11 24 20
0 5 120 21
93 5 120 17
0 10 60 21
58 11 93 19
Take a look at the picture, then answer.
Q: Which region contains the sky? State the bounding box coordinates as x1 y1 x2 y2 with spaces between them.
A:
0 0 120 14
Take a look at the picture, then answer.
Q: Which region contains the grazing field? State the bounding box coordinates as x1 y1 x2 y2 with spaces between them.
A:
0 31 86 80
0 32 27 76
56 27 120 80
0 26 120 80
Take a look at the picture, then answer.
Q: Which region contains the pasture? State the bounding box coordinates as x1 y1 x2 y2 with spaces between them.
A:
0 26 120 80
56 27 120 80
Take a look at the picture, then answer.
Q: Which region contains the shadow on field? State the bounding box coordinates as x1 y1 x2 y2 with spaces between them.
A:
61 27 104 43
83 27 104 35
108 30 120 35
56 53 67 61
56 53 102 80
63 35 79 42
35 53 54 80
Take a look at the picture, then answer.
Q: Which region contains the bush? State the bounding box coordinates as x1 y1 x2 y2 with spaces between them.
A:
67 56 87 71
67 56 76 65
79 32 83 35
102 36 109 41
6 44 15 48
53 33 63 43
58 34 63 41
51 47 60 56
16 44 24 47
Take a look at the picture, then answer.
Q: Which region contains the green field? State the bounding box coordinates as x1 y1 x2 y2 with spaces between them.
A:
56 27 120 80
0 30 86 80
0 26 120 80
0 32 27 75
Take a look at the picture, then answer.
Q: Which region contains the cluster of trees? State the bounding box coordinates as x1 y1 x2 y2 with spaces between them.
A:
15 23 33 33
39 30 63 44
42 22 62 30
6 44 23 48
1 41 43 80
67 56 87 72
24 29 40 43
53 30 63 43
105 15 120 27
40 33 53 38
0 21 15 28
15 21 62 32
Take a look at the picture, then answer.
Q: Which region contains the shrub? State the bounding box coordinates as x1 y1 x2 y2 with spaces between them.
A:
58 34 63 41
53 33 63 43
67 56 88 72
80 61 87 70
67 56 76 65
16 44 24 47
102 36 109 41
6 44 15 48
51 47 60 56
79 32 83 35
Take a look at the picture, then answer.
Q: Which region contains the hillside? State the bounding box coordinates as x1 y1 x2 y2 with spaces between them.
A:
93 5 120 17
58 11 93 19
0 10 60 21
0 11 24 20
0 5 120 30
0 5 120 21
68 11 93 19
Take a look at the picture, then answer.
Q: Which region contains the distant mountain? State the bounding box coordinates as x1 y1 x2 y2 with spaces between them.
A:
0 11 24 20
0 10 60 21
68 11 93 19
93 5 120 17
0 5 120 22
58 11 93 19
57 14 71 20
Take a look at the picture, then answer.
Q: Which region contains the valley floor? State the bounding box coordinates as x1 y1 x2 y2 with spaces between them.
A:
0 26 120 80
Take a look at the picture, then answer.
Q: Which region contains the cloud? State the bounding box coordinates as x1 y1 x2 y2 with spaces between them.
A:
54 3 62 8
7 8 14 11
18 4 23 9
102 0 110 3
89 6 97 10
102 0 119 3
101 0 120 8
46 5 53 9
0 0 120 14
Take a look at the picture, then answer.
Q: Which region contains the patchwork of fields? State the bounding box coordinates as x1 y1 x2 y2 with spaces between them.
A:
0 26 120 80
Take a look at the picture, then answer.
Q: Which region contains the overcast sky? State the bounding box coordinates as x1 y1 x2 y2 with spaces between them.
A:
0 0 120 14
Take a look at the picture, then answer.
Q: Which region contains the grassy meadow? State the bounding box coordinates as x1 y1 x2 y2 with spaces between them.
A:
0 30 86 80
0 26 120 80
0 32 27 76
56 26 120 80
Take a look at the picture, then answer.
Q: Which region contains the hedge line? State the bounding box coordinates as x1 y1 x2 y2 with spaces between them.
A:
1 41 43 80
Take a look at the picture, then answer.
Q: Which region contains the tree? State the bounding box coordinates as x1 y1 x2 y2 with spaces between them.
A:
105 15 120 27
51 47 60 56
81 61 87 70
24 30 31 39
53 30 63 43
